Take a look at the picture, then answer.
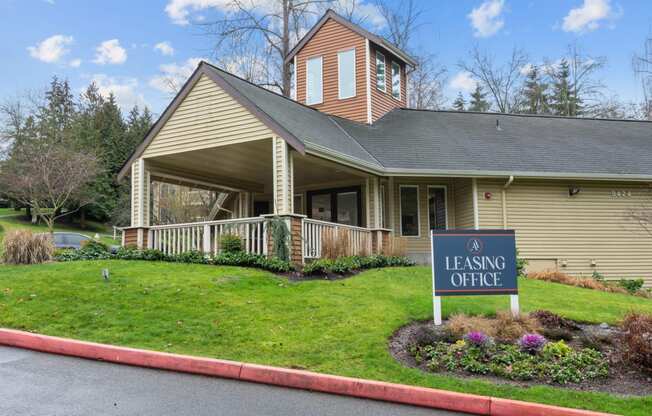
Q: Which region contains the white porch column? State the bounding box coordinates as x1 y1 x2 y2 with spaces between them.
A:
130 158 150 228
368 176 382 228
272 137 293 215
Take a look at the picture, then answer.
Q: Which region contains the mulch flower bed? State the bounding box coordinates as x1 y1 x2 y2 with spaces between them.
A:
389 311 652 396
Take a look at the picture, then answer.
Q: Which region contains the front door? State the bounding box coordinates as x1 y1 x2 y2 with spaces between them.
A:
307 186 362 226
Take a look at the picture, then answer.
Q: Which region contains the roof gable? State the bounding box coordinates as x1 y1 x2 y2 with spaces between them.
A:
285 9 416 67
118 63 305 179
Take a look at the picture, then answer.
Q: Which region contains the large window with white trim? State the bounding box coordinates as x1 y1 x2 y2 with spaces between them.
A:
306 56 323 105
338 49 356 99
376 51 386 91
391 61 401 99
399 185 419 236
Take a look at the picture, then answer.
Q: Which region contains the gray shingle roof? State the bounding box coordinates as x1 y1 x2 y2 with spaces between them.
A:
207 64 382 168
208 63 652 179
341 109 652 177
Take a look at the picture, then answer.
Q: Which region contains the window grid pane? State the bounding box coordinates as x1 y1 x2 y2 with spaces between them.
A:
338 49 356 99
392 62 401 99
376 52 385 91
306 57 323 104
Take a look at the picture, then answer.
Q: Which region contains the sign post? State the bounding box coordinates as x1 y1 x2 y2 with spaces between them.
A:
431 229 518 326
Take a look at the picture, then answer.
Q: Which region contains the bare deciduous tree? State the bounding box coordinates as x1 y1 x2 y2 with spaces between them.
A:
459 46 528 113
633 33 652 120
0 142 100 234
408 54 447 109
201 0 333 96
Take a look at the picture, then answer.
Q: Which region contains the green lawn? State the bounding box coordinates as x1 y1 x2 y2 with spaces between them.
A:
0 262 650 415
0 209 118 246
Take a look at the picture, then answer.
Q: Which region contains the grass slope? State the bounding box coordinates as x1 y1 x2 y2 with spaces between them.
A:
0 261 650 415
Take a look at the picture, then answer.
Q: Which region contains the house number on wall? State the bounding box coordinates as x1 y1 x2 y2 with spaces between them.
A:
611 190 632 198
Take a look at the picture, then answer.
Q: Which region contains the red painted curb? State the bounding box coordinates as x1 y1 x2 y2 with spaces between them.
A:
0 329 613 416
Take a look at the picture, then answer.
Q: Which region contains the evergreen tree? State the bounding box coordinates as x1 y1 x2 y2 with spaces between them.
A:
452 92 466 111
468 84 490 112
550 59 579 116
522 66 549 114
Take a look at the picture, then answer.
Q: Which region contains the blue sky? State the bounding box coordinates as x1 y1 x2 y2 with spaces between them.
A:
1 0 650 116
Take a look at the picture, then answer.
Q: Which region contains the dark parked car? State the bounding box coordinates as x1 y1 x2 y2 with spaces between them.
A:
51 232 119 253
52 232 91 249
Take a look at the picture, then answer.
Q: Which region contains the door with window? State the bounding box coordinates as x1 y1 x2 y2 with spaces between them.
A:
307 186 362 226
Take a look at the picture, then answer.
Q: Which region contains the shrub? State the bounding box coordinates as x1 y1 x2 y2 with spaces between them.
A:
516 249 527 276
620 312 652 373
302 255 414 276
381 236 407 257
80 239 109 252
2 230 54 265
592 270 605 282
529 310 578 330
447 314 496 339
464 331 492 348
219 234 242 254
268 217 290 261
542 340 572 359
212 251 292 273
494 311 542 342
518 333 547 354
526 270 634 296
618 278 644 294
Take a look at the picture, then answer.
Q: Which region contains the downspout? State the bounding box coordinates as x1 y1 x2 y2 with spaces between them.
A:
472 178 479 230
502 175 514 229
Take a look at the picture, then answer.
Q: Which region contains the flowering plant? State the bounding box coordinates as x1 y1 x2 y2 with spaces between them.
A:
518 333 547 354
463 331 492 348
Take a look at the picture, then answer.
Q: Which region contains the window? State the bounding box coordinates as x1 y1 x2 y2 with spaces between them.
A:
391 61 401 100
400 185 419 236
306 56 323 105
307 187 362 226
376 51 386 91
338 49 356 99
428 187 447 230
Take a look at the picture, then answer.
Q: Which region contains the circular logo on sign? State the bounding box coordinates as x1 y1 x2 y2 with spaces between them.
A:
466 238 483 255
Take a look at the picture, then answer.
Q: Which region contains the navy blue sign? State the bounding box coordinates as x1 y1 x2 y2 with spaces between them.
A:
431 230 518 296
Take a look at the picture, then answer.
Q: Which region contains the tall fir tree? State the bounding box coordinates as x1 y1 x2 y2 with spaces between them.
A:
452 92 466 111
522 66 549 114
550 59 580 116
468 84 490 112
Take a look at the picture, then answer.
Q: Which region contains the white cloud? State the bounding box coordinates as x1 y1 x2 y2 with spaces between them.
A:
69 58 82 68
468 0 505 38
93 39 127 65
149 57 204 94
562 0 617 33
449 71 477 93
165 0 232 25
334 0 386 29
27 34 73 63
154 41 175 56
91 74 147 110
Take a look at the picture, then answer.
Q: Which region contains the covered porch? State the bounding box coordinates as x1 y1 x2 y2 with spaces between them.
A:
123 137 392 264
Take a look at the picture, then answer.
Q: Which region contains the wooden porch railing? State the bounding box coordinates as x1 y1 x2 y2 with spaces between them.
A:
302 218 372 259
149 217 267 256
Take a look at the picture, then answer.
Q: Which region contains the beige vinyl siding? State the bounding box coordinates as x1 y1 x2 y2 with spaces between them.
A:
453 178 474 229
389 177 458 257
272 137 293 214
142 74 274 158
476 179 652 286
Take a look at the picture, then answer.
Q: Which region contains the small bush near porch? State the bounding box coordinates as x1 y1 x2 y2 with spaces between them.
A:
0 262 651 415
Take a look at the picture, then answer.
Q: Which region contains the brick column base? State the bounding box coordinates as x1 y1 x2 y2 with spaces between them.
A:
121 227 150 249
370 229 392 255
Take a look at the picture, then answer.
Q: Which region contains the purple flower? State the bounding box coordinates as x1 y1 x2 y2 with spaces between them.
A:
518 333 547 354
464 331 491 348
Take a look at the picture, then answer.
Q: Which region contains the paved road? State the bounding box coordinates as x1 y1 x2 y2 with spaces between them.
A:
0 346 464 415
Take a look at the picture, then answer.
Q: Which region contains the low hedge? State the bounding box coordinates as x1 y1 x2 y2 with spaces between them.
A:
55 246 415 276
55 246 292 273
303 255 415 276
